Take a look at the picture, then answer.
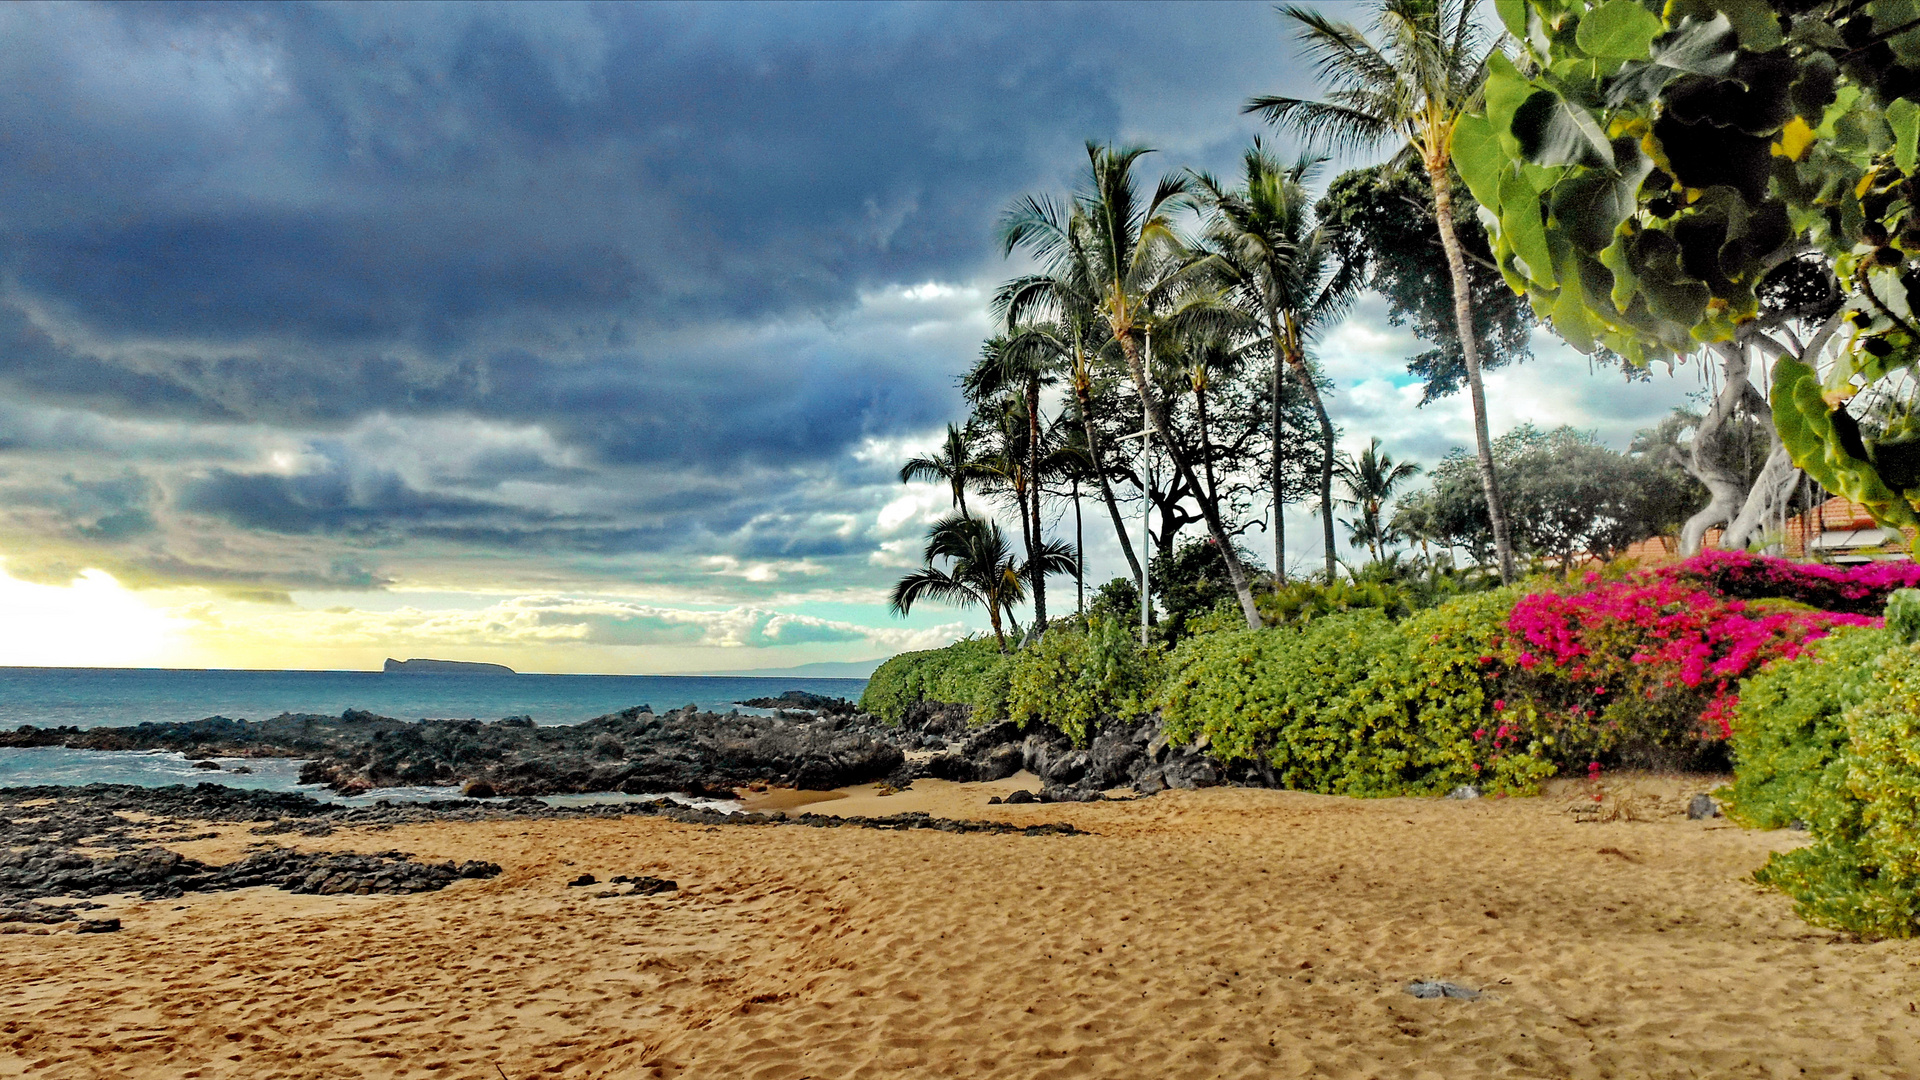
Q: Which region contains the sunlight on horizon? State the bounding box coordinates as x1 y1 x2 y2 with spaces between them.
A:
0 562 182 669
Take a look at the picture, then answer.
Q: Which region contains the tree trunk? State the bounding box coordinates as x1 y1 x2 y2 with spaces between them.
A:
1074 379 1143 583
1429 164 1517 584
1724 445 1799 552
1073 476 1085 616
985 589 1007 652
1118 331 1263 630
1011 469 1035 622
1195 382 1221 509
1269 311 1287 583
1269 306 1337 581
1310 377 1337 582
1025 376 1047 634
1680 342 1757 555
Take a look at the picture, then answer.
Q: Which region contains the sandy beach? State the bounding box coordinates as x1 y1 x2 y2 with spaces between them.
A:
3 775 1917 1079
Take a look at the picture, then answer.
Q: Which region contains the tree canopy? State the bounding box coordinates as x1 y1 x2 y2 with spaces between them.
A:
1453 0 1920 532
1318 165 1535 403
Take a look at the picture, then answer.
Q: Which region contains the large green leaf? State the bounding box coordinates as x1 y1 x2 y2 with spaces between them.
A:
1890 97 1920 176
1498 169 1557 288
1606 13 1738 108
1512 91 1616 170
1551 173 1634 252
1575 0 1663 59
1452 113 1508 212
1483 52 1536 139
1495 0 1530 39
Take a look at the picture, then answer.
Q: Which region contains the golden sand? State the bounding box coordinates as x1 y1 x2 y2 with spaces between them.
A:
3 774 1917 1079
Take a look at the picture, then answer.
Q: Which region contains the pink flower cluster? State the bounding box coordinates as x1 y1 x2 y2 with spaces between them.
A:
1503 574 1877 742
1656 549 1920 616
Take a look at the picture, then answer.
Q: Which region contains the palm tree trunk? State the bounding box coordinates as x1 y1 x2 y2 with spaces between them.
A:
1310 377 1337 582
1269 308 1337 582
1012 469 1034 606
1073 476 1085 616
1429 164 1516 584
1195 383 1221 508
1271 349 1287 583
1025 376 1047 633
1075 380 1143 583
1118 332 1262 630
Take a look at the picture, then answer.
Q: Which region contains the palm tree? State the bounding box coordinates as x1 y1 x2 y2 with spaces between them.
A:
1192 143 1361 582
899 423 982 516
965 335 1059 632
995 220 1143 587
1335 437 1423 562
1000 143 1264 630
889 514 1076 652
1247 0 1516 583
1389 490 1442 564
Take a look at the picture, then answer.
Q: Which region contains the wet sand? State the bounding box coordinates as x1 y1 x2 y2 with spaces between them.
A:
2 775 1917 1078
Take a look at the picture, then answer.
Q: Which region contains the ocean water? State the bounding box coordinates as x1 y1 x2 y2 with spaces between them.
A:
0 666 866 801
0 667 868 729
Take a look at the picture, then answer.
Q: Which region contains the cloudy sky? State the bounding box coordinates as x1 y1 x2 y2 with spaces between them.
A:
0 0 1704 673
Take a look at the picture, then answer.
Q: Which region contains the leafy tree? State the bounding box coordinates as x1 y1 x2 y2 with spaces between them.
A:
1001 144 1266 629
1089 574 1144 627
1450 0 1920 535
1250 0 1521 583
1318 164 1534 403
1335 437 1424 562
1192 146 1362 580
889 514 1075 652
1422 424 1701 566
1149 538 1268 643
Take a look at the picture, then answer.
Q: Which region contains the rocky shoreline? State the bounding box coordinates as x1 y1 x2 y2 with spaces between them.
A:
0 689 1249 804
0 781 1084 930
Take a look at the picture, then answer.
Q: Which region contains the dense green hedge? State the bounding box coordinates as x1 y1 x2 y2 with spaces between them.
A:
1154 590 1554 796
1007 616 1159 744
1726 626 1894 829
1754 641 1920 938
858 637 1012 724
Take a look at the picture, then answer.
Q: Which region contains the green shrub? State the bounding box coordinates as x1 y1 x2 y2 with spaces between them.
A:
1182 600 1251 639
1755 642 1920 938
1089 576 1141 625
858 637 1012 724
1725 626 1894 829
1888 588 1920 645
1155 590 1550 796
1006 615 1160 744
1256 578 1412 627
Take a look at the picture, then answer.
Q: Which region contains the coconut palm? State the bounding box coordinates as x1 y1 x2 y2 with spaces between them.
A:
1335 437 1423 562
1191 143 1361 582
889 513 1077 652
964 335 1059 632
899 423 983 516
1000 143 1264 630
995 248 1145 588
1247 0 1516 583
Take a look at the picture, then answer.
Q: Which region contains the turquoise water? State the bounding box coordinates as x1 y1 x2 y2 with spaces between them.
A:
0 666 865 800
0 667 867 729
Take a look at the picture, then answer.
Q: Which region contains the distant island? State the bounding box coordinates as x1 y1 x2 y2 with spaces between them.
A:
383 658 516 675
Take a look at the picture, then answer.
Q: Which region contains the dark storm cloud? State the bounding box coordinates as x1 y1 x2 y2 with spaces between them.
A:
178 463 504 535
0 0 1308 584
